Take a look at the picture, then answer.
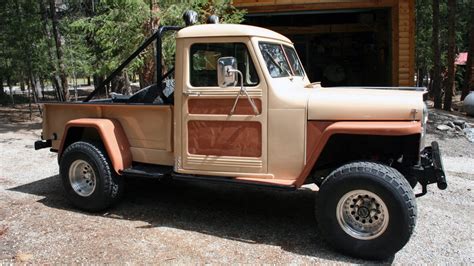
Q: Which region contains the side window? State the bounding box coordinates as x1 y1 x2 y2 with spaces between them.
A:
190 43 259 87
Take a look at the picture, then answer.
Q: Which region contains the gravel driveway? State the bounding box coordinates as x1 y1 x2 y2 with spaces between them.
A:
0 107 473 263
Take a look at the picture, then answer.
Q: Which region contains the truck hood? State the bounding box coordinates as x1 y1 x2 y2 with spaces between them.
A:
307 87 425 121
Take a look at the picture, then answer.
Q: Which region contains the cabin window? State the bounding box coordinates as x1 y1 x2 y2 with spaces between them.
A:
190 43 259 87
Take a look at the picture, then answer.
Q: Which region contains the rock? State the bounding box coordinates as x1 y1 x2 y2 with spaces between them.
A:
446 121 455 128
437 125 452 131
463 128 474 142
15 253 33 262
463 92 474 116
455 125 463 132
453 120 466 127
0 226 7 236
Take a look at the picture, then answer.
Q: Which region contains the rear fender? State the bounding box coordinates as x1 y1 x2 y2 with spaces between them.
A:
59 118 132 174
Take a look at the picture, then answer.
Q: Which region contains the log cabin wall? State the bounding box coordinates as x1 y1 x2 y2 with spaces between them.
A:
233 0 415 86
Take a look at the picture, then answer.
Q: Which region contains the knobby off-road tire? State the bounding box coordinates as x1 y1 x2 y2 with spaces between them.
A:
316 161 417 260
59 141 123 212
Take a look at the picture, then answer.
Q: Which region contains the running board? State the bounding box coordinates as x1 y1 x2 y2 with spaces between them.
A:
171 173 296 191
121 164 173 179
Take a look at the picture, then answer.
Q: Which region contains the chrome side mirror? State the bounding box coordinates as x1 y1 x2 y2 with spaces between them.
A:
217 57 238 88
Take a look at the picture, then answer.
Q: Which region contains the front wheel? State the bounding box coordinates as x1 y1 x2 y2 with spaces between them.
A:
59 141 123 212
316 162 417 260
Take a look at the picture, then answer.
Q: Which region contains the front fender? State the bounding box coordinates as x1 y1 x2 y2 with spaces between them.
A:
296 121 422 187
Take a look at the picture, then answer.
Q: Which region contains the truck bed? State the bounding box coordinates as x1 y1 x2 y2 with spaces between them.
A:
42 103 174 166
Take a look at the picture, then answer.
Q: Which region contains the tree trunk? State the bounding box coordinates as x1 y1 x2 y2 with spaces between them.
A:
123 71 132 95
432 0 442 109
140 0 160 87
7 77 14 106
52 76 62 101
461 2 474 100
49 0 69 101
27 78 32 120
40 0 64 101
428 69 434 97
0 76 4 97
34 76 42 99
20 80 25 92
444 0 456 111
417 68 425 87
29 75 43 117
39 78 46 101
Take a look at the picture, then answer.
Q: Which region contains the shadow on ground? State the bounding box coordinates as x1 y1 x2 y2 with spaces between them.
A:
0 122 41 135
9 175 393 263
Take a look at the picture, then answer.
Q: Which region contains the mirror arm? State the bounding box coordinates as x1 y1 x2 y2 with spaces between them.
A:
229 69 259 116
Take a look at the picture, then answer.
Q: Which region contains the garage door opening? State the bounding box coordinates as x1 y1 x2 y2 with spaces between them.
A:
244 9 392 87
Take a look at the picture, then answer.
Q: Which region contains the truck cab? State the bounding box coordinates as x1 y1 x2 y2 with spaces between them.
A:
35 21 447 260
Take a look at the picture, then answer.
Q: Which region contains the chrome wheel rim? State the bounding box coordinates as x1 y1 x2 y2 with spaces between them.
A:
336 189 389 240
69 159 96 197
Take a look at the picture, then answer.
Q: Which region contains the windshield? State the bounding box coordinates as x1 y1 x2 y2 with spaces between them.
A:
259 42 305 78
283 46 305 76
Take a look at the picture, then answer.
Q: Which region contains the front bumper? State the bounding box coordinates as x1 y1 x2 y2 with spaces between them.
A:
410 141 448 197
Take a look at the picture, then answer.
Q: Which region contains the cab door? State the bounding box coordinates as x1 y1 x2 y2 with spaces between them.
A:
178 37 268 176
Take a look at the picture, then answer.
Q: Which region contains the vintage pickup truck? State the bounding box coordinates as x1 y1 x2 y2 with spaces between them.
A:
35 15 447 260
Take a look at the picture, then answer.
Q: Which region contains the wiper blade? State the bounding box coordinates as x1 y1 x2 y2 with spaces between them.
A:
264 51 291 77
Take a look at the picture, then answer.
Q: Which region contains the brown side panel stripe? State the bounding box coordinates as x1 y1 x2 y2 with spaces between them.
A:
188 98 262 115
306 121 334 164
188 120 262 157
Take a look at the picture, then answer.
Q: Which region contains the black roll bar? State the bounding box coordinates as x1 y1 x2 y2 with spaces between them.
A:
83 25 182 102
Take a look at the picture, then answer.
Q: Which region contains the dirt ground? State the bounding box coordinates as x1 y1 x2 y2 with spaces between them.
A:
0 105 473 263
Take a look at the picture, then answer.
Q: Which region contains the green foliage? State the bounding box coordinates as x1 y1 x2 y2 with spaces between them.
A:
159 0 246 68
0 0 245 90
416 0 472 72
63 0 246 79
68 0 152 76
0 0 50 83
415 0 433 70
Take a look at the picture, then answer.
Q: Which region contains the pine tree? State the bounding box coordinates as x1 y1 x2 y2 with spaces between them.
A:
461 1 474 100
444 0 456 111
432 0 442 109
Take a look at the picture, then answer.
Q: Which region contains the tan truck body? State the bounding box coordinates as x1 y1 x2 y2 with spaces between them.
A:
37 23 446 260
42 24 425 188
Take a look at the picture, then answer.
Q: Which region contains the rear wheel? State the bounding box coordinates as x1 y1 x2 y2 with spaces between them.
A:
60 141 123 212
316 161 417 260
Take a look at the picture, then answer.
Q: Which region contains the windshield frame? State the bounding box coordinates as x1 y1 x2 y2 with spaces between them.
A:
258 41 306 78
